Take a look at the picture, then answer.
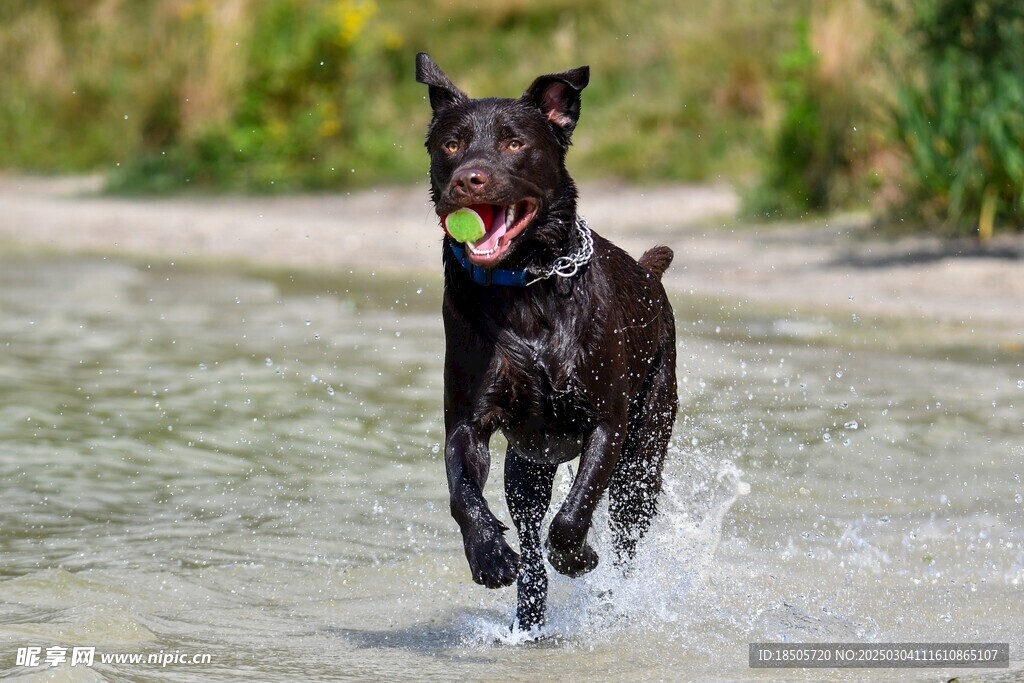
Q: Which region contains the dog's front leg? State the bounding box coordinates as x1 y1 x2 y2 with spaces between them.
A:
445 423 521 588
504 447 557 630
545 420 623 577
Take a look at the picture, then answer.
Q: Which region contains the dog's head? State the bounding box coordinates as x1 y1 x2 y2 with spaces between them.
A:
416 52 589 269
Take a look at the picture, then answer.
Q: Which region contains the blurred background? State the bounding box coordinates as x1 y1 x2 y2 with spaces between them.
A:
3 4 1024 679
1 0 1022 238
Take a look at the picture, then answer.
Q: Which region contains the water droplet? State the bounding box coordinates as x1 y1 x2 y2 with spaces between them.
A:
844 420 859 430
1017 380 1024 390
823 432 832 442
1015 493 1023 505
327 385 335 396
265 358 273 367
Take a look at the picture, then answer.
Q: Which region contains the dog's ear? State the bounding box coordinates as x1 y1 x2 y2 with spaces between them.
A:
416 52 468 113
524 66 590 135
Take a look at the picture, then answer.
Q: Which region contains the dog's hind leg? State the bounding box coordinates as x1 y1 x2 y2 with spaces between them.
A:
504 447 557 631
609 351 678 568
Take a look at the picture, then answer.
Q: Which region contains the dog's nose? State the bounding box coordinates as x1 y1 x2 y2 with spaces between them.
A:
451 168 490 197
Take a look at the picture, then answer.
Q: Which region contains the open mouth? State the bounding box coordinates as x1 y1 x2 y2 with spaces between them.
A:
444 199 539 267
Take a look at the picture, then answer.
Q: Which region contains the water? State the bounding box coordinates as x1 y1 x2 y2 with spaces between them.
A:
0 252 1021 681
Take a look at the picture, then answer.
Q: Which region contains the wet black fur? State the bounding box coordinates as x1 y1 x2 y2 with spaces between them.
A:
416 53 678 631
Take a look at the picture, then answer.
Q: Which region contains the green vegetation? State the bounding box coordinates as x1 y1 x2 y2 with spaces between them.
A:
0 0 811 192
881 0 1024 237
0 0 1021 237
744 4 880 219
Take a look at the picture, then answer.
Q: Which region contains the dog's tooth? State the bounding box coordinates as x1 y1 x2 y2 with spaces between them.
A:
507 205 515 225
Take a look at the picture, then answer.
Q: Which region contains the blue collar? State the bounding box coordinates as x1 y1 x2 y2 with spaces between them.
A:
448 242 530 287
446 216 595 287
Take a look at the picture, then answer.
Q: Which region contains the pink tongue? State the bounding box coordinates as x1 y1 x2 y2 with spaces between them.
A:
470 207 508 252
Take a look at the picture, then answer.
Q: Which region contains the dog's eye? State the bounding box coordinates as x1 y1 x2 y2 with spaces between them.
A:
507 140 523 151
444 141 460 154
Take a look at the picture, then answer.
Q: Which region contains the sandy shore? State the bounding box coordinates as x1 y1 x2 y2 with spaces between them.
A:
2 174 1022 345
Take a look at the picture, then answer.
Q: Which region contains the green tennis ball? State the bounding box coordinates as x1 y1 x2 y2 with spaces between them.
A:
443 206 491 243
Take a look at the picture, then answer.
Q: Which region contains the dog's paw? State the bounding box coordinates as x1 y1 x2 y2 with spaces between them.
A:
544 537 598 577
465 532 521 588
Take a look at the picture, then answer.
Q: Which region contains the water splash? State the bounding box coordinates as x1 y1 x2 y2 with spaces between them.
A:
462 450 751 645
550 457 750 636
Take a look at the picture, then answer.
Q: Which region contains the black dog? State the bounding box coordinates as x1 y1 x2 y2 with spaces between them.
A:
416 53 678 631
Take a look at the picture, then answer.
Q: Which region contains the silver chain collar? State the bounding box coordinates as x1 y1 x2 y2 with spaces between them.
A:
525 216 594 286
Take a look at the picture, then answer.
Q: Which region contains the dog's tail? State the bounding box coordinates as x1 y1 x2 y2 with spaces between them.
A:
639 245 674 279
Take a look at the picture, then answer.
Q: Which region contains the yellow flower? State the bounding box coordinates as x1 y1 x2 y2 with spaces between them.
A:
330 0 377 47
319 102 342 138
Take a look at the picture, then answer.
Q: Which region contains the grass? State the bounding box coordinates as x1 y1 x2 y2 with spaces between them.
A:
0 0 813 193
10 0 1016 240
